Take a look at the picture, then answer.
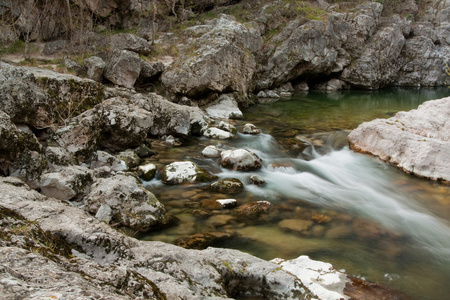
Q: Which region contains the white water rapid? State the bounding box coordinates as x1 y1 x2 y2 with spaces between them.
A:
220 133 450 263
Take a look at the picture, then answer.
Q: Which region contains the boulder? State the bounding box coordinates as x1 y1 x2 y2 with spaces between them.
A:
137 163 157 181
39 166 93 201
104 49 142 88
85 173 167 231
348 97 450 182
84 56 106 82
42 40 69 55
0 111 46 187
55 93 210 156
221 149 262 171
140 61 165 79
64 58 86 76
218 121 237 133
272 256 349 300
208 178 244 194
160 161 218 185
248 174 266 186
111 33 151 55
242 123 261 135
90 150 128 172
161 14 263 100
45 146 77 168
203 127 234 139
202 145 221 158
117 149 142 168
0 62 105 129
205 94 243 119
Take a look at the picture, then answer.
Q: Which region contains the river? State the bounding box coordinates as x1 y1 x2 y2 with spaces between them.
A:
136 87 450 300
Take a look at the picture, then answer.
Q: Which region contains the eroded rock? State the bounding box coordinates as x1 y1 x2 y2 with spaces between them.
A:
348 97 450 182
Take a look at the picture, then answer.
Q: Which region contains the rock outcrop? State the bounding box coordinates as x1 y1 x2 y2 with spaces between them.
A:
161 14 263 100
348 97 450 182
0 176 317 299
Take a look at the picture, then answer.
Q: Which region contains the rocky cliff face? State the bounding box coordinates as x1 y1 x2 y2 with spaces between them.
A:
1 0 449 104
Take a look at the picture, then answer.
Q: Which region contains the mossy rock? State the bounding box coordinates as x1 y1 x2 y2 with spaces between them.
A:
208 178 244 194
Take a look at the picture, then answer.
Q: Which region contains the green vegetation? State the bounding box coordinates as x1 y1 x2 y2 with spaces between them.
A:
0 39 39 56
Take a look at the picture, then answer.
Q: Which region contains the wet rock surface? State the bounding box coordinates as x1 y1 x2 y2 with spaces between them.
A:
160 161 218 185
221 149 263 171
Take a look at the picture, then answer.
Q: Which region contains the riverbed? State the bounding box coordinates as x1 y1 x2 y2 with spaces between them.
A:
136 87 450 300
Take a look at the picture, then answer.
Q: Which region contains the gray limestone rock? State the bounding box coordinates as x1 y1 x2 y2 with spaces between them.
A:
348 96 450 182
221 149 262 171
205 94 243 119
90 150 128 172
0 62 105 129
0 111 45 187
162 14 263 100
111 33 152 55
341 17 406 89
39 166 93 201
202 145 222 158
104 49 142 88
203 127 234 139
140 60 165 78
160 161 218 185
85 173 167 231
64 58 86 76
84 56 106 82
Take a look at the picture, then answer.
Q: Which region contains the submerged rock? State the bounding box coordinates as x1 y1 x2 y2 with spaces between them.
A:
208 178 244 194
160 161 218 185
348 97 450 182
279 219 314 235
174 231 237 249
233 201 273 221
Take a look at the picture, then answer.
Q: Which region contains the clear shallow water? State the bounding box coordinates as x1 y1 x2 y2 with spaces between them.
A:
136 88 450 300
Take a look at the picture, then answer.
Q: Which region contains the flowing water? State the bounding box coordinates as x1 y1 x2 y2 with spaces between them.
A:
136 87 450 300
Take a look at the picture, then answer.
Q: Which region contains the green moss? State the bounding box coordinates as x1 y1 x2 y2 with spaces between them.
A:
0 206 80 259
